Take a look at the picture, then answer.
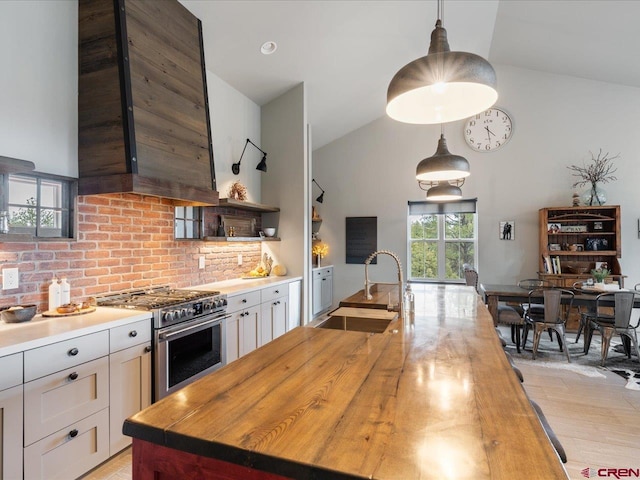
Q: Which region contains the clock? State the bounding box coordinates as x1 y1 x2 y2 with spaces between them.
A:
463 107 513 152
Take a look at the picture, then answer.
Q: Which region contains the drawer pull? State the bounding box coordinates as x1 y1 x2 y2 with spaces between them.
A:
68 372 79 381
69 429 79 439
275 289 279 294
240 312 245 317
144 345 152 353
129 330 138 337
68 348 79 356
242 299 247 303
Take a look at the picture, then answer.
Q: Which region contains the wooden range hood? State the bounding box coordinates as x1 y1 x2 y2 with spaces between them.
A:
78 0 219 206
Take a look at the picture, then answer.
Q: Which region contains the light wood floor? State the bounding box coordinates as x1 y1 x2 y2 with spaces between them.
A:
81 358 640 480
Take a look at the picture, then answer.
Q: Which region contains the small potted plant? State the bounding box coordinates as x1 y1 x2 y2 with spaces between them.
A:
590 266 610 286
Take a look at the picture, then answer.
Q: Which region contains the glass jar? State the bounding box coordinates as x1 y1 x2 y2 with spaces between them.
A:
0 211 9 234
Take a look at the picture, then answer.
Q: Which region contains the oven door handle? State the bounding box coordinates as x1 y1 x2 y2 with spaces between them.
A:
159 315 229 341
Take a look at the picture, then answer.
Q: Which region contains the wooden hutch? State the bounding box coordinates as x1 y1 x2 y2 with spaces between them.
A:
538 205 622 287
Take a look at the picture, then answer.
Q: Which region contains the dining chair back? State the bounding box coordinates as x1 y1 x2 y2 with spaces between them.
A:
463 264 479 293
523 288 575 362
586 291 640 366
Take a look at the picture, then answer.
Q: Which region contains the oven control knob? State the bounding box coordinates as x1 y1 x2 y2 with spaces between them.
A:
214 299 222 308
222 298 227 306
172 310 181 321
180 308 187 318
163 311 172 322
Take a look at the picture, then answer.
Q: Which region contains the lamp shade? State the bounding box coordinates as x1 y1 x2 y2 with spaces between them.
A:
426 181 463 201
387 20 497 124
416 134 470 182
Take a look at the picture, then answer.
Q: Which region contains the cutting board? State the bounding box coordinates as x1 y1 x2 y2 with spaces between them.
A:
42 306 96 317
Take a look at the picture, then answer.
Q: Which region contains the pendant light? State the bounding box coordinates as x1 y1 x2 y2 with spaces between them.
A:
416 131 469 182
425 181 463 201
386 0 497 124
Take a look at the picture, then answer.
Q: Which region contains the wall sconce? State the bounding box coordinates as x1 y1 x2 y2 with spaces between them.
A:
232 138 267 175
312 178 325 203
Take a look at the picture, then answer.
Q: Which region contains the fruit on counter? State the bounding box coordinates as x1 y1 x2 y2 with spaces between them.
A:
56 303 78 314
272 264 287 276
247 266 268 277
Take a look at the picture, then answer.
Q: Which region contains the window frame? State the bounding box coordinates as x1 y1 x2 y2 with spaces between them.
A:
0 172 76 240
407 200 478 283
174 206 203 240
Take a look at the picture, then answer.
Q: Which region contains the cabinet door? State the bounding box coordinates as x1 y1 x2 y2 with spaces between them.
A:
312 271 323 315
225 314 239 364
261 297 288 347
0 384 23 480
259 303 273 347
239 305 260 358
109 343 151 456
288 280 301 330
24 356 109 446
24 408 109 480
320 272 333 311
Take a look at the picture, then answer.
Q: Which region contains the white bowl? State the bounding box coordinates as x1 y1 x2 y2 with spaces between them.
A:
263 228 276 237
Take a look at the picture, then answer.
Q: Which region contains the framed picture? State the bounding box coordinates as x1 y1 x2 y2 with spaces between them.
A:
561 225 587 233
548 243 561 251
547 223 561 233
258 231 265 238
585 237 609 251
499 220 514 240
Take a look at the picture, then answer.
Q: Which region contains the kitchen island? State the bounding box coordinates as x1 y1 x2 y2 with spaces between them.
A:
123 284 568 479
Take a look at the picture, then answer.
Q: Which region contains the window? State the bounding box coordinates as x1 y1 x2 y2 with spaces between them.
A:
174 206 202 239
408 200 477 282
1 173 75 238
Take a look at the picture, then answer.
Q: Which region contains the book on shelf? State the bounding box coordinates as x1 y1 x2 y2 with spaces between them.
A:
542 254 552 274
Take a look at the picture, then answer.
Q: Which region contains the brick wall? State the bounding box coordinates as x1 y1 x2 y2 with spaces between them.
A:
0 193 262 312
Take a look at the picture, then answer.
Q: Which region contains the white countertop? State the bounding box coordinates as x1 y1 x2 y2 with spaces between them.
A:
191 275 302 296
0 275 302 357
0 307 152 357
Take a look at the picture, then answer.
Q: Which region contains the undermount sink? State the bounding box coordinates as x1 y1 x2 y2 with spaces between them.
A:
316 316 392 333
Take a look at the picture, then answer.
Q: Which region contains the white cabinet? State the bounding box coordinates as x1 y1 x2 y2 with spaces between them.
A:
23 332 110 479
239 306 260 358
0 353 23 480
288 280 301 329
109 319 152 456
260 286 288 346
312 266 333 316
227 290 261 362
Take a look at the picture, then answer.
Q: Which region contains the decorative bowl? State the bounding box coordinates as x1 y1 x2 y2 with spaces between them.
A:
263 228 276 237
1 304 37 323
563 262 590 274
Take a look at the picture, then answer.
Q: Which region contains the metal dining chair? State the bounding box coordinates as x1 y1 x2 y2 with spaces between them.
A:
584 291 640 366
522 288 575 362
463 264 479 293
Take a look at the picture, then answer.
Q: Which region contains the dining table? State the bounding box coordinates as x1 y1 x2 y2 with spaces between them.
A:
481 283 640 325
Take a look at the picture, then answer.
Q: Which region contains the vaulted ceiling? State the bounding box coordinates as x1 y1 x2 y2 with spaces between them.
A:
181 0 640 149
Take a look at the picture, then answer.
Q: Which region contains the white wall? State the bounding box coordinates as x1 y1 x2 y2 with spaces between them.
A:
313 65 640 303
0 1 78 177
208 74 262 202
261 84 311 320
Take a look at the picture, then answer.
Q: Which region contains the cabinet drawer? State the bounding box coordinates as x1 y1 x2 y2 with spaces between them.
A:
227 290 261 312
320 267 333 277
0 352 23 390
24 330 109 382
110 318 152 353
261 284 288 303
24 356 109 446
24 407 109 480
312 270 323 279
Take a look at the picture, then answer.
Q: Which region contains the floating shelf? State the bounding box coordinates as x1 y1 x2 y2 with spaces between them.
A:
203 236 280 242
217 198 280 213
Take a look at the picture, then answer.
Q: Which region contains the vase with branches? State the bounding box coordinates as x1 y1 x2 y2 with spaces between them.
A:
567 149 618 206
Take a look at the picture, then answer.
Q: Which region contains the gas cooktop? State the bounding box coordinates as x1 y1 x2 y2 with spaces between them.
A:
96 286 221 310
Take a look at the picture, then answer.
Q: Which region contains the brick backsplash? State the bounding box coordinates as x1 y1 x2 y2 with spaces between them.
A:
0 193 262 312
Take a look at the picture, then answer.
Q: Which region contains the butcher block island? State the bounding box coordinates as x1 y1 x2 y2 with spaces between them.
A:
123 284 568 480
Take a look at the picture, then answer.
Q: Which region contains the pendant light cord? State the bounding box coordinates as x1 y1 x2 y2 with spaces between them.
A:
437 0 444 24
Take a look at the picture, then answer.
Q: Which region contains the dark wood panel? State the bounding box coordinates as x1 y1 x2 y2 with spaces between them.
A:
78 0 217 203
78 174 218 206
135 143 211 190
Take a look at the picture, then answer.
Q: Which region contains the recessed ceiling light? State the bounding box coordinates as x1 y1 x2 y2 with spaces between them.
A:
260 41 277 55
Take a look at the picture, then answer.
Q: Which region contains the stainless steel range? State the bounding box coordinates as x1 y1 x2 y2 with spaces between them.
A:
97 286 228 401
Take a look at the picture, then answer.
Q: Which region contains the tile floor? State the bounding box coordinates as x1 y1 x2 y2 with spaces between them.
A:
81 346 640 480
